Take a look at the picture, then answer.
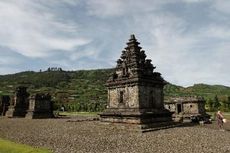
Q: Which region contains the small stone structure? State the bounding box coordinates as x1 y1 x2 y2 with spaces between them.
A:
164 96 210 122
4 86 54 119
5 86 30 117
26 93 54 119
100 35 172 129
0 95 10 116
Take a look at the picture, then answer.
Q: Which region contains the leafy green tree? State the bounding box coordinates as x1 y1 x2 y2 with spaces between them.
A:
206 98 214 111
220 99 228 111
225 96 230 111
213 95 221 110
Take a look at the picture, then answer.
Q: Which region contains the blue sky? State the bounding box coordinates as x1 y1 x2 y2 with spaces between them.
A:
0 0 229 87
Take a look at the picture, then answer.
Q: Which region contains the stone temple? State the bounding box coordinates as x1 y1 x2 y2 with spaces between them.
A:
26 93 54 119
100 35 172 129
165 96 210 122
4 86 54 119
5 86 30 117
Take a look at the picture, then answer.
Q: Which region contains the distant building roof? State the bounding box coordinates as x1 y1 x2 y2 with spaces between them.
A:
165 96 205 104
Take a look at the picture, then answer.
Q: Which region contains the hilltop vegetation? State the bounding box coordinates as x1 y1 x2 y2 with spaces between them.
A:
164 83 230 111
0 68 230 111
0 68 113 112
164 83 230 99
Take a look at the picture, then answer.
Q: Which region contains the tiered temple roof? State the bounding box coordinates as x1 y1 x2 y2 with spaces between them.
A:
107 34 165 85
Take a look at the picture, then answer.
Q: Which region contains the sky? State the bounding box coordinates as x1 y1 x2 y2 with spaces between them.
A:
0 0 229 87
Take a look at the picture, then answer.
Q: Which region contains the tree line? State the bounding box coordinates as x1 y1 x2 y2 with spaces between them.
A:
206 95 230 112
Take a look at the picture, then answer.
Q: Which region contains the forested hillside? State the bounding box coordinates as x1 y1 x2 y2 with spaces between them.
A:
0 68 230 112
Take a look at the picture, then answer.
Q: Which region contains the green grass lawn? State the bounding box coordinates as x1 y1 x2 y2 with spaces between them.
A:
207 112 230 120
0 138 52 153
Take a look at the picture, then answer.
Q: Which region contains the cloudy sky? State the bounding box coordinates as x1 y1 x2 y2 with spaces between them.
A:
0 0 229 87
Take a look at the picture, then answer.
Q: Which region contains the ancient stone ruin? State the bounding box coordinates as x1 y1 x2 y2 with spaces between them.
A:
26 93 54 119
100 35 173 129
3 86 54 118
165 96 210 122
0 95 10 116
5 86 30 117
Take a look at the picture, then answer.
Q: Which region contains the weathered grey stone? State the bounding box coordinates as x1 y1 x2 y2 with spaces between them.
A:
5 86 30 117
100 35 173 128
0 95 10 116
164 96 210 122
26 93 54 119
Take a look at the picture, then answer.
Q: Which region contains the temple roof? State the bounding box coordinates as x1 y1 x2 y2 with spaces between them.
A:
107 35 165 85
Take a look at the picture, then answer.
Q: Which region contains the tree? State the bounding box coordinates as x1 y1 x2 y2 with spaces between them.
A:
225 96 230 111
213 95 221 110
206 98 214 111
220 99 228 111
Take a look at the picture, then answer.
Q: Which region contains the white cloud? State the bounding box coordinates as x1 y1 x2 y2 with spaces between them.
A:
0 56 21 65
126 7 230 86
0 0 90 58
212 0 230 15
83 0 230 86
203 24 230 39
86 0 170 18
86 0 125 17
0 0 229 87
182 0 208 3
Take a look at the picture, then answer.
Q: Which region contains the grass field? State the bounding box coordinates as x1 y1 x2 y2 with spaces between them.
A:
0 138 52 153
207 112 230 120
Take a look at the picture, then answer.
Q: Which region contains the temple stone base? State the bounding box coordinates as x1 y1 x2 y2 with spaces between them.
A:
100 108 175 131
25 111 54 119
100 109 172 123
100 110 182 132
5 106 27 118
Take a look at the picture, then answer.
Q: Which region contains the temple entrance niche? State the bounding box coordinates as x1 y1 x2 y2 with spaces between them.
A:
119 91 124 104
177 103 182 114
100 35 172 128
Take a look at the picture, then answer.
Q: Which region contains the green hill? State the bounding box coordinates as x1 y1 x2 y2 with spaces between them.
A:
0 68 230 111
0 68 113 111
164 83 230 99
